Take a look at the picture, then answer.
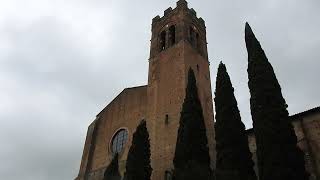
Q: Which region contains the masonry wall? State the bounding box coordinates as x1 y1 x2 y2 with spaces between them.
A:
183 42 215 166
147 3 214 179
297 112 320 179
147 40 215 180
76 120 97 179
76 86 148 180
247 111 320 180
147 41 188 180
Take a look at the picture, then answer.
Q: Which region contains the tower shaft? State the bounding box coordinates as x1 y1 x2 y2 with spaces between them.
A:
147 1 215 179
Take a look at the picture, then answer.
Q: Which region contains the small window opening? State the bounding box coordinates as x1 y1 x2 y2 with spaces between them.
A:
168 25 176 47
196 33 202 55
165 114 169 125
196 33 200 48
159 31 166 51
196 64 199 72
189 27 195 47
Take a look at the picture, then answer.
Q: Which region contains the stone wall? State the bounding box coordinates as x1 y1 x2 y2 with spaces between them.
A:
246 107 320 180
76 86 148 180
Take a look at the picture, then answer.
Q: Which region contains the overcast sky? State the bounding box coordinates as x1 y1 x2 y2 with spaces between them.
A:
0 0 319 179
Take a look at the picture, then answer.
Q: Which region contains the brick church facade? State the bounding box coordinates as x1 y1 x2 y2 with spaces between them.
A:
75 1 320 180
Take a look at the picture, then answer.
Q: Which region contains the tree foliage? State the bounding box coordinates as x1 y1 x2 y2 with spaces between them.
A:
103 153 121 180
245 22 309 180
214 62 257 180
125 120 152 180
173 68 213 180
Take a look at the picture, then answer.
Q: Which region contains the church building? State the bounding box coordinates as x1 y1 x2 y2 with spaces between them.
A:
75 1 320 180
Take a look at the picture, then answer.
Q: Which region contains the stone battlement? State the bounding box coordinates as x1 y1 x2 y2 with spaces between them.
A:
152 0 205 28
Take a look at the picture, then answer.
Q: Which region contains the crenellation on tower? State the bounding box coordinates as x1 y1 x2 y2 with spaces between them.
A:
152 15 161 24
150 1 208 59
151 0 205 28
176 0 188 9
198 17 205 26
189 8 196 16
164 7 173 16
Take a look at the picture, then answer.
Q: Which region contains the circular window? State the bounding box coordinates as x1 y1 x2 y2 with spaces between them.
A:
111 129 128 154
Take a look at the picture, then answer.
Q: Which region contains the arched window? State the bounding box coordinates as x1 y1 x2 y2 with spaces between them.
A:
111 129 128 154
168 25 176 47
159 31 166 51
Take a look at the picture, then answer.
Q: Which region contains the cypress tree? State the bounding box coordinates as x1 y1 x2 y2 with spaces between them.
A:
245 22 309 180
125 120 152 180
103 153 121 180
173 68 213 180
214 62 257 180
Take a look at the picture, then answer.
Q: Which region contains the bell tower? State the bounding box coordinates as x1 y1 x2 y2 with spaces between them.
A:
146 1 215 179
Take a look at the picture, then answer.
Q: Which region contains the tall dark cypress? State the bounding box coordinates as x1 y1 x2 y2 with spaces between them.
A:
214 62 257 180
103 153 121 180
125 120 152 180
173 68 213 180
245 22 309 180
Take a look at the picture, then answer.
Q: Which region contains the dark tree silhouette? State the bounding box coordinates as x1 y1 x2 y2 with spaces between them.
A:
214 62 257 180
173 68 213 180
103 153 121 180
125 120 152 180
245 22 309 180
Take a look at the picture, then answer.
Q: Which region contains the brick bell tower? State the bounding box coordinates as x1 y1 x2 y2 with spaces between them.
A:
146 1 215 179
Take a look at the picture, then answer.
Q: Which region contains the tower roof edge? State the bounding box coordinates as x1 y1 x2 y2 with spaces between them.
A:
176 0 188 8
